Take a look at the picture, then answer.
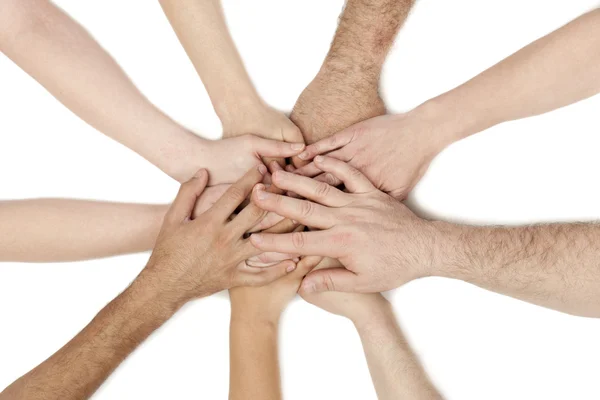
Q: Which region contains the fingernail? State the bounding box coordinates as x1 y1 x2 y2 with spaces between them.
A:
291 143 305 150
251 234 263 244
314 155 324 163
257 164 267 175
254 183 265 192
298 151 309 160
193 169 206 178
291 220 297 224
286 264 296 272
293 257 300 262
272 171 284 183
256 190 270 201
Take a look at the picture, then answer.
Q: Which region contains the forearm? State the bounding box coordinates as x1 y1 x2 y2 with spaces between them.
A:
159 0 261 127
0 277 176 400
436 221 600 317
422 9 600 144
353 300 441 400
0 0 203 181
327 0 413 73
229 314 281 400
0 199 167 262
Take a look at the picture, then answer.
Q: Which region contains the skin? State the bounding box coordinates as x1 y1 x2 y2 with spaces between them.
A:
290 0 415 166
159 0 304 167
0 0 304 186
0 166 296 400
301 282 442 400
251 156 600 318
294 8 600 199
0 199 167 262
229 244 312 400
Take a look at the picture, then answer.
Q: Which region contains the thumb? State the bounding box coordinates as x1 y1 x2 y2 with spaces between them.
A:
300 267 358 293
254 137 305 158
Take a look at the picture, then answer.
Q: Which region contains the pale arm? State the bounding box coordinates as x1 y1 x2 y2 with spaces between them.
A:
0 199 166 262
301 289 441 399
355 299 442 400
0 278 177 400
0 0 208 182
425 8 600 144
159 0 303 145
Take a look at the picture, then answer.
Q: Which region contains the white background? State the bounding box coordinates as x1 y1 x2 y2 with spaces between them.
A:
1 0 600 399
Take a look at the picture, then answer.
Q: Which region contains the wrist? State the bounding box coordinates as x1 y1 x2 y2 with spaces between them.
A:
352 297 395 333
121 274 182 321
418 89 499 145
213 91 264 132
428 221 474 281
157 128 210 183
230 309 280 331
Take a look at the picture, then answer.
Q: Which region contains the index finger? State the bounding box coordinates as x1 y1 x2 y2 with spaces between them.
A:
250 230 341 258
210 165 267 221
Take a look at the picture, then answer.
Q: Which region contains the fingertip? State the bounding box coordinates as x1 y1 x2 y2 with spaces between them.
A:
257 164 267 175
250 234 263 246
193 168 207 179
291 143 305 151
301 278 318 293
286 262 297 273
314 155 324 164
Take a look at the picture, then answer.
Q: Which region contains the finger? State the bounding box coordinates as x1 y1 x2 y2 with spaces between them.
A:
248 211 286 233
253 136 305 158
296 255 323 275
313 156 374 194
296 130 355 162
166 169 209 225
313 172 343 187
268 160 285 174
193 184 229 216
252 188 336 229
300 267 359 293
271 170 348 207
233 178 288 234
262 217 300 234
247 251 298 267
238 260 297 287
285 164 296 173
292 162 321 178
212 165 266 221
250 231 339 257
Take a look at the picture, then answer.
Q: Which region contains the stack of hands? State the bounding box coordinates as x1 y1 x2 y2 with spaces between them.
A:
2 1 600 399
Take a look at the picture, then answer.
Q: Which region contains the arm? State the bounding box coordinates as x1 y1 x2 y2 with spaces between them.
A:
0 0 303 184
229 198 309 400
0 277 177 400
0 199 166 262
250 156 600 318
290 0 414 164
159 0 303 144
294 9 600 198
0 167 296 399
301 289 441 399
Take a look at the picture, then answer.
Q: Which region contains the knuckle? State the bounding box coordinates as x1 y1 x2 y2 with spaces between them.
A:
226 186 246 203
314 181 331 199
292 231 306 249
300 201 314 218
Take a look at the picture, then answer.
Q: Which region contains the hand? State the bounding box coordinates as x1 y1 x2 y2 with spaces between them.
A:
170 133 305 185
298 257 388 323
290 64 385 166
230 252 315 323
294 110 454 200
221 102 305 167
138 165 297 306
249 156 438 293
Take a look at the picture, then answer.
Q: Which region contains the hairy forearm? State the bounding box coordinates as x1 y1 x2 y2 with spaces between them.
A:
0 199 167 262
159 0 260 126
0 0 202 181
327 0 413 73
0 278 176 400
229 316 281 400
353 301 441 400
436 221 600 317
423 8 600 144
